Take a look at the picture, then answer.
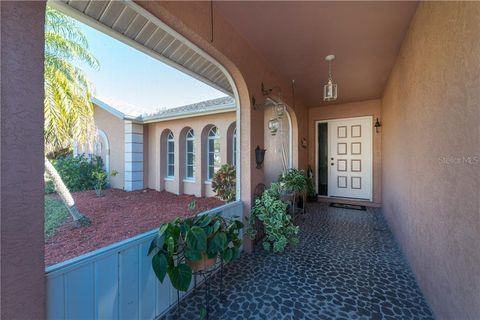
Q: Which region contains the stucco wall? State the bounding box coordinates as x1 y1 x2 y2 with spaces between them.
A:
93 105 125 189
146 111 236 197
381 2 480 319
0 1 46 318
308 99 382 205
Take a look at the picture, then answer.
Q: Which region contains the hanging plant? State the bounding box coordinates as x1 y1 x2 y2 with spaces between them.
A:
278 168 309 194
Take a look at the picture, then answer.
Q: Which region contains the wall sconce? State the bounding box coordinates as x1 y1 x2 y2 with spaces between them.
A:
374 117 382 133
255 146 266 169
268 118 279 135
301 137 308 148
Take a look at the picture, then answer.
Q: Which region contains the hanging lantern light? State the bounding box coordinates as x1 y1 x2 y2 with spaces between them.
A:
274 102 286 118
323 54 337 102
268 118 280 135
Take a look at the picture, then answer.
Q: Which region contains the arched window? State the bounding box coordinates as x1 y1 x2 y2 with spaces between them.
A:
207 126 220 180
185 129 195 180
166 131 174 178
232 127 237 166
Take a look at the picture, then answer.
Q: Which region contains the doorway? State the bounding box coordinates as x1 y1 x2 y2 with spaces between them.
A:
316 116 373 201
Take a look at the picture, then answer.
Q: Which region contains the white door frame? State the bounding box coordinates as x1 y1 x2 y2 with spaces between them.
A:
315 116 374 201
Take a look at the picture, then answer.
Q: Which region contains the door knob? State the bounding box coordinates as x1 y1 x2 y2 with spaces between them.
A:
331 157 334 160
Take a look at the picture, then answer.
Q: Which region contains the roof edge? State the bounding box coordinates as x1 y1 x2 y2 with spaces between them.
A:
92 97 236 124
142 105 236 124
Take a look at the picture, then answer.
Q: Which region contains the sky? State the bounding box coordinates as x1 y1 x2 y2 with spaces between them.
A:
77 21 227 115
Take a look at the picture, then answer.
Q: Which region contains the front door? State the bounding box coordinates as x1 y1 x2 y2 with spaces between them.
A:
328 117 372 200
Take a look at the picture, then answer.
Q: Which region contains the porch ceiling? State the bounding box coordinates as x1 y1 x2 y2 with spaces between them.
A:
216 1 418 107
51 0 233 95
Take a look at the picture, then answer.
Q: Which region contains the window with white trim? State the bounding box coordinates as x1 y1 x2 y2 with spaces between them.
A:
185 129 195 180
166 131 174 178
207 127 220 180
232 127 237 166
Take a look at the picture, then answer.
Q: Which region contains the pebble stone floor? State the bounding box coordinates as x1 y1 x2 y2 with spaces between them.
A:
160 204 434 320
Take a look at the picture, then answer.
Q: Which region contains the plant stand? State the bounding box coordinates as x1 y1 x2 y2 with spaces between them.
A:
281 192 306 217
175 258 224 320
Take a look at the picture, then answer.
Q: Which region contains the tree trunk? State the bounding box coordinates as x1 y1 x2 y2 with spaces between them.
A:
44 158 91 227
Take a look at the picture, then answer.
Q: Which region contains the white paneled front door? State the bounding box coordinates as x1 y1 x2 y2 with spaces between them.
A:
328 117 372 200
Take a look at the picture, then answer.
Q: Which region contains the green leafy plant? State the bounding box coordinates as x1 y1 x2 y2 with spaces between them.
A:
278 168 309 194
51 154 105 192
92 169 118 197
211 164 236 202
247 182 299 253
148 203 243 292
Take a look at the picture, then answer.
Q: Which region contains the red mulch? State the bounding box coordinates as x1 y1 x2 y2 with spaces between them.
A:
45 189 224 266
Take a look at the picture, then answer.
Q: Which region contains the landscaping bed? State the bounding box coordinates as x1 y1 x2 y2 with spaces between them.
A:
45 188 224 266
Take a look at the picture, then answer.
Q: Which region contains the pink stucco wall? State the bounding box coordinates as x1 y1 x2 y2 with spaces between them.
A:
145 112 236 197
93 105 125 189
381 2 480 319
0 1 46 319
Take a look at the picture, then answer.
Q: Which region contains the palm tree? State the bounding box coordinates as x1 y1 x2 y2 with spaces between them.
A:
44 6 99 227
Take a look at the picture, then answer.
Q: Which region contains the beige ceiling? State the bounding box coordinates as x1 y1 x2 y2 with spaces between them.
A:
216 1 418 107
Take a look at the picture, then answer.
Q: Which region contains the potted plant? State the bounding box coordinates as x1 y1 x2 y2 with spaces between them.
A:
278 168 308 194
211 163 236 202
148 205 243 292
278 168 309 212
247 182 299 253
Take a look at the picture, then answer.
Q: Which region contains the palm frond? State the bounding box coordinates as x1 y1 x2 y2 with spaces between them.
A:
44 5 99 154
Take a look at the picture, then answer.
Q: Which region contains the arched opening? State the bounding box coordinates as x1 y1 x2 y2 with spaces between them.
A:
264 103 294 186
94 129 110 173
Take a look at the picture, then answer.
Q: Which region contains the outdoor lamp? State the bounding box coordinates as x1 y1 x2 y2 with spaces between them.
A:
323 54 338 102
274 102 286 118
374 117 382 133
255 146 266 169
268 118 280 135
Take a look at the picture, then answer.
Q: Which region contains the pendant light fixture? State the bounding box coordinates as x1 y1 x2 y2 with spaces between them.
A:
323 54 337 102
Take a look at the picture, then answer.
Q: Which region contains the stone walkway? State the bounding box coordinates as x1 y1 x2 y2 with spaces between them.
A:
161 204 434 320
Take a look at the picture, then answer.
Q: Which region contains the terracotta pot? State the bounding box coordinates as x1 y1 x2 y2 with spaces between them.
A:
186 253 217 271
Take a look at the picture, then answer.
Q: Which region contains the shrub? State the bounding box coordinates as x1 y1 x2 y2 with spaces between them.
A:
247 182 299 253
45 178 56 194
50 154 107 192
211 164 236 202
92 169 118 197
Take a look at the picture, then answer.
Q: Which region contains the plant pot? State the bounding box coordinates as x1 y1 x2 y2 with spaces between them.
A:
186 253 217 271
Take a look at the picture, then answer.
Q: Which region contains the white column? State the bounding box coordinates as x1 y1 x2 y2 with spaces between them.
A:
124 120 144 191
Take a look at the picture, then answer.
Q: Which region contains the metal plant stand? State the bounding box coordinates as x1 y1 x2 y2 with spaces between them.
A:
175 258 224 320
